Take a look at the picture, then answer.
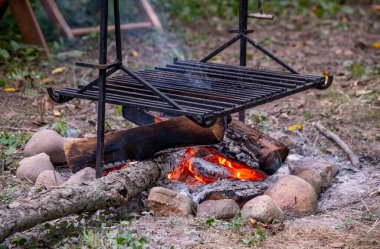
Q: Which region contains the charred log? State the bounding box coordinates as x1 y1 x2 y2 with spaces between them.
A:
212 120 289 175
65 116 226 173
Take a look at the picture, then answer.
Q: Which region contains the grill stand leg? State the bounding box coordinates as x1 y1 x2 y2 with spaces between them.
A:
95 0 109 178
238 0 248 123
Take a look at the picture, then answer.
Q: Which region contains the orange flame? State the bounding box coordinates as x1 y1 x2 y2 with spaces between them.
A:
167 147 266 187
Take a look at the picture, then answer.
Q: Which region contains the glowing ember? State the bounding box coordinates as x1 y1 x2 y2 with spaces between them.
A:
102 164 128 176
167 147 266 187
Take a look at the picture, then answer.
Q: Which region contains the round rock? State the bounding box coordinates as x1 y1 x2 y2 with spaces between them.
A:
35 170 65 189
241 195 284 223
147 187 194 217
265 175 317 217
16 153 54 182
197 199 240 219
24 129 66 164
63 167 96 186
291 168 322 194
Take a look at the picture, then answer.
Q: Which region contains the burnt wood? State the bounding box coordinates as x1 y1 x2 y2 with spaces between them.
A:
226 120 289 175
64 116 226 173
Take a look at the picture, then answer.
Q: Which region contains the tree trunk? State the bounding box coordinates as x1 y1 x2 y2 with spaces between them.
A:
65 116 226 173
0 160 162 242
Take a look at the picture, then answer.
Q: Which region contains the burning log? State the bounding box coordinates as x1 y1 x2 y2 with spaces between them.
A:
65 116 226 173
213 120 289 175
190 157 232 181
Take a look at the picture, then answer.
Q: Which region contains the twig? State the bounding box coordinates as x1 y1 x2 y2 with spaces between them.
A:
314 122 360 168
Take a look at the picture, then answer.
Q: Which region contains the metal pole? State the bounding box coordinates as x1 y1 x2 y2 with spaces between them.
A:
95 0 108 178
238 0 248 123
113 0 122 62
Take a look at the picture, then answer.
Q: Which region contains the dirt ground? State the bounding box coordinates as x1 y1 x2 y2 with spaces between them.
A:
0 4 379 249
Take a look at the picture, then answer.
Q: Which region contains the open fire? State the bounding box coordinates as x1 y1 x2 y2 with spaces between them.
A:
167 147 266 187
103 147 266 187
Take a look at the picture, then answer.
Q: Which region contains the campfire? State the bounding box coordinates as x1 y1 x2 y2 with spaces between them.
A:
167 147 266 187
103 146 266 187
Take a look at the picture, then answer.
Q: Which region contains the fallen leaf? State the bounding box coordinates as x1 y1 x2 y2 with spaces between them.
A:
52 67 67 75
288 124 303 132
53 109 61 117
3 87 16 92
372 42 380 49
210 56 223 63
42 77 53 84
130 50 139 57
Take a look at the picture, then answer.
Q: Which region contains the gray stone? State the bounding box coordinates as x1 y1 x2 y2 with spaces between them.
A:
288 159 339 190
16 153 54 182
241 195 284 223
35 170 65 189
63 167 96 185
24 129 66 164
265 175 317 217
147 187 194 217
197 199 240 219
291 168 322 194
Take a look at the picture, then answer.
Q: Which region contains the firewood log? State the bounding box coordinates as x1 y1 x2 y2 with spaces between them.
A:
0 156 179 242
65 116 226 173
223 120 289 175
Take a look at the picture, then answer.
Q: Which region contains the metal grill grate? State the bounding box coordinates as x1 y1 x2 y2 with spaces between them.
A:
53 60 326 124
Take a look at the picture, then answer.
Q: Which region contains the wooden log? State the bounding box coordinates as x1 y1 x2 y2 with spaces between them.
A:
191 179 272 206
213 120 289 175
0 160 161 242
65 116 225 173
40 0 74 38
8 0 50 57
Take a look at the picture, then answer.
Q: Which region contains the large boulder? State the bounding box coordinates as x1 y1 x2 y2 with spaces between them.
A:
265 175 317 217
197 199 240 219
63 167 96 186
147 187 194 217
16 153 54 182
35 170 65 189
241 195 284 223
24 129 66 164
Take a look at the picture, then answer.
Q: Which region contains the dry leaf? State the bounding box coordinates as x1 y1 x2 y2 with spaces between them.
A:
53 109 61 117
52 67 67 75
42 77 53 84
211 56 223 63
288 124 303 132
3 87 16 92
372 42 380 49
130 50 139 57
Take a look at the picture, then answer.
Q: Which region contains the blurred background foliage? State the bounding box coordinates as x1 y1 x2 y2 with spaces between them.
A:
157 0 378 23
0 0 379 64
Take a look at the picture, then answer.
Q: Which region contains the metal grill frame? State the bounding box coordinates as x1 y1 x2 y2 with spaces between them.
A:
47 0 333 177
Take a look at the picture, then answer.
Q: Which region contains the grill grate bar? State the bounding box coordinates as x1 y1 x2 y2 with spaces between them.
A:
137 70 287 92
154 66 299 89
180 60 322 80
110 73 278 100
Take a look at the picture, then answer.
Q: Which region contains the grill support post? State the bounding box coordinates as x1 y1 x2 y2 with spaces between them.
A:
238 0 248 123
95 0 109 178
